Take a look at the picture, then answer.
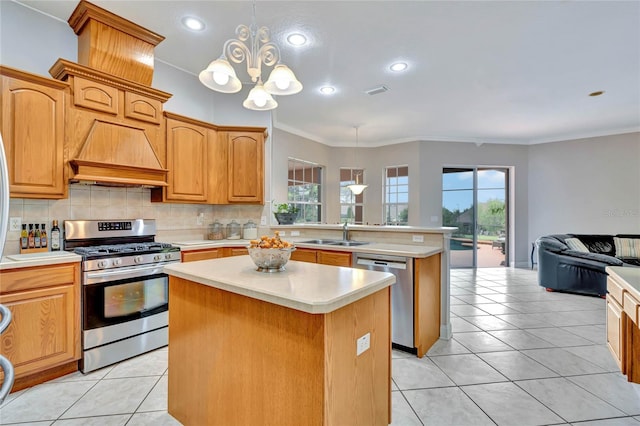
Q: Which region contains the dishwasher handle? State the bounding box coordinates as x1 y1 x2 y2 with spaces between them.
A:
356 258 407 270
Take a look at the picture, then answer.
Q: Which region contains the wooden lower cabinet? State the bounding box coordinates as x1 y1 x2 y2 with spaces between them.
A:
181 246 249 263
414 254 441 357
291 248 352 267
0 263 81 391
606 271 640 383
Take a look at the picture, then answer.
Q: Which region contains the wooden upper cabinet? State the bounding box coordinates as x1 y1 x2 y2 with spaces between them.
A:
72 76 118 115
0 67 68 199
227 132 264 203
164 117 209 202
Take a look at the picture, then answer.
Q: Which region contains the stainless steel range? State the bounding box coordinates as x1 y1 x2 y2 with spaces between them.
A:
64 219 180 373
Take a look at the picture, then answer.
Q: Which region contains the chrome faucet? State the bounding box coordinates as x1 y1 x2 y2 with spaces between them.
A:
342 222 349 241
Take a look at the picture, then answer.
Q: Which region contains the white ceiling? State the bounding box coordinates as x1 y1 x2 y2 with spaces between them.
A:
16 0 640 147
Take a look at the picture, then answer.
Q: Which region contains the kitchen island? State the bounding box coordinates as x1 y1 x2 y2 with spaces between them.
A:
164 256 396 426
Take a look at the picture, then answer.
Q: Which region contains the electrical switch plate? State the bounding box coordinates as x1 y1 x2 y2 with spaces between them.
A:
260 215 267 226
412 235 424 243
279 231 286 236
196 213 204 226
9 217 21 232
356 333 370 356
291 230 300 237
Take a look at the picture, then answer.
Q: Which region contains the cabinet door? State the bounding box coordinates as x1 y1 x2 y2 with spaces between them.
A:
291 248 318 263
165 118 208 202
606 296 625 372
1 74 67 198
0 262 80 382
226 247 249 257
227 132 264 203
317 250 351 267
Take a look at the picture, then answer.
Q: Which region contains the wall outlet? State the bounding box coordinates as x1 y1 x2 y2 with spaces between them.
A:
196 213 204 226
430 215 439 223
356 332 371 356
260 215 267 226
279 231 286 236
291 230 300 237
412 234 424 243
9 217 21 232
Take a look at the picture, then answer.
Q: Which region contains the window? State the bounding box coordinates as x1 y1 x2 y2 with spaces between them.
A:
383 165 409 225
339 168 364 224
287 158 323 223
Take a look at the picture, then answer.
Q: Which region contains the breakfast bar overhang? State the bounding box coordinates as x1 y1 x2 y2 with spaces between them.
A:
164 256 396 426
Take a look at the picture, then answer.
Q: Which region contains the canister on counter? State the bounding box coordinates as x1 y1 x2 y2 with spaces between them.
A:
208 220 225 240
226 220 242 240
243 220 258 240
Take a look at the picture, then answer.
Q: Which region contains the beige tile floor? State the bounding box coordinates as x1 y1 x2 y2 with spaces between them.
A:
2 267 640 425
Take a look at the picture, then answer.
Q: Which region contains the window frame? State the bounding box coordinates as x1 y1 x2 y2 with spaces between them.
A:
287 157 324 224
383 165 409 225
339 168 365 224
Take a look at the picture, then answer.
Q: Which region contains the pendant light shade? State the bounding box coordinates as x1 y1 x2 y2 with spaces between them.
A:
199 57 243 93
264 64 303 95
243 80 278 111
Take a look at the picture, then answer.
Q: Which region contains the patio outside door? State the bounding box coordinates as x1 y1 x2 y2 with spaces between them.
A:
442 167 508 268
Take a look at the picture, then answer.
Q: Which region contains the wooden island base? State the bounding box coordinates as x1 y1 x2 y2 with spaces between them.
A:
168 276 391 426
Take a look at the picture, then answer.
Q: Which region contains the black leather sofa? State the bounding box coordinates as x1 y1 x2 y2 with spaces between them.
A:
536 234 640 297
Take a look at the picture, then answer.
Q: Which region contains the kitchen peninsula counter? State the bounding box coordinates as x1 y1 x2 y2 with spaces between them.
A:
164 257 395 425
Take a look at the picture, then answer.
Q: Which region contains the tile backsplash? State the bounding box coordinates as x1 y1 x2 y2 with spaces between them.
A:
3 184 266 255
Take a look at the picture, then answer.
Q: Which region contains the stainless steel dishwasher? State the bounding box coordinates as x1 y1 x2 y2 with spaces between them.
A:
353 253 414 352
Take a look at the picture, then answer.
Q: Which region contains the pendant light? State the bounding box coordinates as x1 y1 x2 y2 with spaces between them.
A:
347 126 368 195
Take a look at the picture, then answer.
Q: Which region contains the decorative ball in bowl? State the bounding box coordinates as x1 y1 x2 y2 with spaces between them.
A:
247 232 296 272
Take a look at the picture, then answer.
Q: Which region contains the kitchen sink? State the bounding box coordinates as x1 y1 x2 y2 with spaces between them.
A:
298 239 369 247
299 239 341 245
327 241 369 247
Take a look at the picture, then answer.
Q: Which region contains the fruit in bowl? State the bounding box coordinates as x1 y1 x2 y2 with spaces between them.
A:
248 231 296 272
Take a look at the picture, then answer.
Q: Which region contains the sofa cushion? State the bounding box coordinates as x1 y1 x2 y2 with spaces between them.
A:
571 235 615 256
614 237 640 259
565 238 589 253
621 258 640 267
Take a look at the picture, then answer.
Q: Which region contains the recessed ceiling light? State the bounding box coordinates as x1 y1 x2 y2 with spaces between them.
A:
390 62 408 72
589 90 605 97
319 86 335 95
287 33 307 46
182 16 205 31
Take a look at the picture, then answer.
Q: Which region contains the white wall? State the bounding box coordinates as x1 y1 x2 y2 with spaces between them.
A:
528 132 640 240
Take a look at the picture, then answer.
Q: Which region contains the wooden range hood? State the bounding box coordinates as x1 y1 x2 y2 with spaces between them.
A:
50 0 172 187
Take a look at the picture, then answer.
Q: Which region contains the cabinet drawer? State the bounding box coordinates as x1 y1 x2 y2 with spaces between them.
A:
226 247 249 257
0 263 78 294
182 249 223 262
608 276 625 305
73 77 118 114
125 92 162 124
623 292 640 325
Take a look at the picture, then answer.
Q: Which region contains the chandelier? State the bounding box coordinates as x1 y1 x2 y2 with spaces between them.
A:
198 2 302 111
347 126 368 195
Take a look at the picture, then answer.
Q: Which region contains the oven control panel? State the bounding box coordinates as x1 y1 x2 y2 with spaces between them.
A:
98 221 133 231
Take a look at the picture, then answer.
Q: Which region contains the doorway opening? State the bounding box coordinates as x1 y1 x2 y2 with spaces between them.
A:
442 167 509 268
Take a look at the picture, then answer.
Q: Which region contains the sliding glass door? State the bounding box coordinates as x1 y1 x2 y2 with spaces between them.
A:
443 167 508 268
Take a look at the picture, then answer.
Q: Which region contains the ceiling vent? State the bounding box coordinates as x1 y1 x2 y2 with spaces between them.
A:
364 85 389 96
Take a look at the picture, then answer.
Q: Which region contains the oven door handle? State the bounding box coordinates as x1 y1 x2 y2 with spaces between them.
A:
84 264 169 284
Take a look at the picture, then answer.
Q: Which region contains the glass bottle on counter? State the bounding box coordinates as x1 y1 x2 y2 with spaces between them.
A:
243 220 258 240
28 224 35 248
50 220 61 251
20 224 28 250
34 224 41 248
40 223 47 248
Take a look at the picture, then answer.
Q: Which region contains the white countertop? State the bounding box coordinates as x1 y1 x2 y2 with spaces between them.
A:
607 266 640 297
164 255 396 314
270 224 456 234
0 251 82 270
172 239 442 258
